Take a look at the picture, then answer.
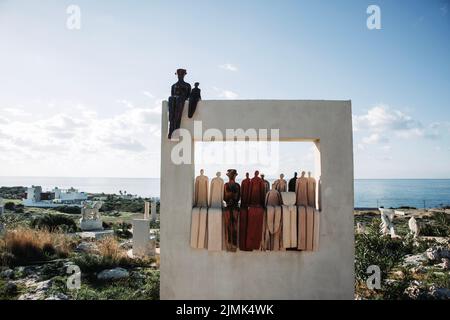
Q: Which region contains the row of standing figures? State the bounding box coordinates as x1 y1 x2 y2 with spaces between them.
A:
191 169 321 252
194 170 321 209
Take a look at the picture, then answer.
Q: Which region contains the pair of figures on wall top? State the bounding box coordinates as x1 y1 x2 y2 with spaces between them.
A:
168 68 202 139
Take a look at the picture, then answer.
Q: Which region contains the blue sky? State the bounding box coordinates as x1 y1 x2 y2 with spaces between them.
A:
0 0 449 178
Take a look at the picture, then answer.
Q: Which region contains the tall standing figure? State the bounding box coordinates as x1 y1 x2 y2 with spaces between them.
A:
246 170 266 250
168 68 191 139
239 172 251 251
288 172 297 192
223 169 240 252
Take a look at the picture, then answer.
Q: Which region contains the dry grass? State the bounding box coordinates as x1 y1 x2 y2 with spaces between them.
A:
0 226 75 266
97 236 127 262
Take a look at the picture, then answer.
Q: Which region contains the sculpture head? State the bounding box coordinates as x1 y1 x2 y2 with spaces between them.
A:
308 171 311 178
216 172 221 177
294 172 297 178
261 174 265 180
226 169 238 181
175 68 187 81
200 169 204 175
280 173 284 179
194 82 199 88
246 172 249 178
254 170 259 177
301 171 306 177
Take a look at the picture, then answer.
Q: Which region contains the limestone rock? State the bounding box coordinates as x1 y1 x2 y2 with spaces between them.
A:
0 269 14 279
442 258 450 270
97 267 129 280
426 246 450 262
34 279 53 292
18 292 45 300
403 280 424 300
403 253 427 267
356 222 366 234
76 242 99 253
45 293 69 300
5 281 17 295
428 286 450 300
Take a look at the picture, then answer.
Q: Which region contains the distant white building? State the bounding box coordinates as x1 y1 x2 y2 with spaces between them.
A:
23 186 88 208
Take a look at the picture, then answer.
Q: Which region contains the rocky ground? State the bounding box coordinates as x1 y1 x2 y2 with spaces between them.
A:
354 208 449 300
0 196 160 300
0 236 160 300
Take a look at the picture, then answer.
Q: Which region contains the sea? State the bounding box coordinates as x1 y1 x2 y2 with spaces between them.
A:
1 177 449 209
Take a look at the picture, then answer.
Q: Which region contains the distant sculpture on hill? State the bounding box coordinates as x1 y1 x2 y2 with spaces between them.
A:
408 216 420 238
80 201 104 231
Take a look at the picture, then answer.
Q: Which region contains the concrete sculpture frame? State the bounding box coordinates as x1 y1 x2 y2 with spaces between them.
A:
160 100 354 299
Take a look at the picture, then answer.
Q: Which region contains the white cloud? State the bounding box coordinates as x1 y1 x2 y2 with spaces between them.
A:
1 107 32 117
353 104 441 144
441 4 448 16
142 91 154 99
0 98 162 176
116 99 135 109
219 63 238 72
213 87 238 99
362 133 388 144
0 116 9 124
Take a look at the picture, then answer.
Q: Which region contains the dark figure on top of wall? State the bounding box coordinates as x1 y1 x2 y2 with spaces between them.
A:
188 82 201 118
168 69 191 139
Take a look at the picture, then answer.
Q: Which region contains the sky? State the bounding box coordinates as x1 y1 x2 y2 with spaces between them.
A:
0 0 449 179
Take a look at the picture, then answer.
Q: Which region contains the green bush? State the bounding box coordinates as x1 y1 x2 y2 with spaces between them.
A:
4 202 15 211
420 212 449 237
31 214 78 233
113 222 132 239
355 219 411 282
72 270 160 300
55 206 81 215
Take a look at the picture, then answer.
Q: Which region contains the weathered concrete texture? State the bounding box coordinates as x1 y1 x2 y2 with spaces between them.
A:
160 100 354 300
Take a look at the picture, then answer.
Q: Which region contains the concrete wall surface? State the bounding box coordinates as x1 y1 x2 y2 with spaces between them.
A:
160 100 354 299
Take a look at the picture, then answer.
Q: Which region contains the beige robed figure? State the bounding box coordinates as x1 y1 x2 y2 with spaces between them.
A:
190 170 209 249
208 172 224 251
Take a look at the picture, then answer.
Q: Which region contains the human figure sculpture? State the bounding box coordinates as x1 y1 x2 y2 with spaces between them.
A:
223 169 241 252
295 171 308 206
209 172 224 208
239 172 251 251
248 171 266 207
288 172 297 192
240 172 251 207
246 171 266 250
265 184 282 206
307 171 317 208
261 174 270 194
273 173 287 192
188 82 201 118
263 185 283 251
408 216 420 238
379 208 397 238
194 169 209 207
168 68 191 139
208 172 225 251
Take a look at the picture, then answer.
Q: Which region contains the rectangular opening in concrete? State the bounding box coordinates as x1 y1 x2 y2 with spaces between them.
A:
194 140 321 187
